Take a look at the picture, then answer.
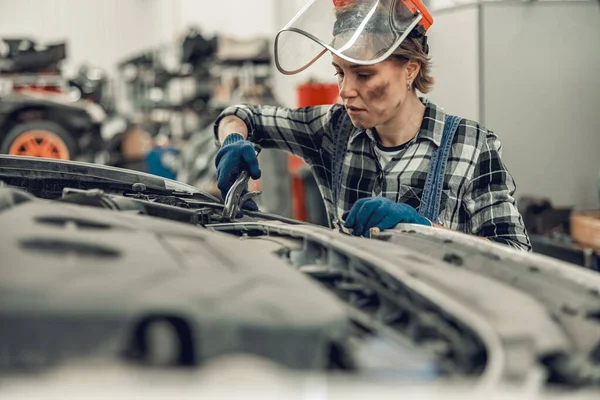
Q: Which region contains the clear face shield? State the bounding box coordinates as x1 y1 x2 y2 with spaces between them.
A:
274 0 432 75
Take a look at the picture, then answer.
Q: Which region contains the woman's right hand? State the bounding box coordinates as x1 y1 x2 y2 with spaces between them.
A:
214 133 261 210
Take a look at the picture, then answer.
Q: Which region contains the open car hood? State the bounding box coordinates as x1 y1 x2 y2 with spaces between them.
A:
0 155 218 201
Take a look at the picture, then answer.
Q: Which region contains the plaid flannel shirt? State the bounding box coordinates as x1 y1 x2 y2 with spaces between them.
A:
214 98 531 251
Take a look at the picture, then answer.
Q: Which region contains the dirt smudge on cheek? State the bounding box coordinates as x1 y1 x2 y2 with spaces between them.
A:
366 82 388 101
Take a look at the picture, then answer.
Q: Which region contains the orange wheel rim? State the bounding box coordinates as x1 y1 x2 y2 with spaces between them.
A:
8 130 70 160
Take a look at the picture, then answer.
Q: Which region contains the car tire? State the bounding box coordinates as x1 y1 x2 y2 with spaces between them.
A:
0 121 77 160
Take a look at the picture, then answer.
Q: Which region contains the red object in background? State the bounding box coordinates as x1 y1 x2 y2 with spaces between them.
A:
297 83 340 109
333 0 355 7
15 86 64 95
290 82 339 221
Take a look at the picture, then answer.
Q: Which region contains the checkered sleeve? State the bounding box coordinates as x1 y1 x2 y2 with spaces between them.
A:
214 104 340 161
463 132 532 251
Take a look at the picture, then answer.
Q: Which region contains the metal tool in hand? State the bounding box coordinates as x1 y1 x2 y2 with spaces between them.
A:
221 148 262 221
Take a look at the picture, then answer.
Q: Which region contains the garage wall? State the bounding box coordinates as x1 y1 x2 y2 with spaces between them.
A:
0 0 276 73
177 0 276 39
143 0 277 43
0 0 163 73
482 1 600 209
423 1 600 209
426 4 480 122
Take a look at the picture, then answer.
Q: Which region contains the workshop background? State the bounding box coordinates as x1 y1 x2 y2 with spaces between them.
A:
0 0 598 266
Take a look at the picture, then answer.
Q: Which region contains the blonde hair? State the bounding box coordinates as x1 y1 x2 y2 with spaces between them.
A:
391 37 435 94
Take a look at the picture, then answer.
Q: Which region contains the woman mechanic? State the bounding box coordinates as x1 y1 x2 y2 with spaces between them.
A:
213 0 531 251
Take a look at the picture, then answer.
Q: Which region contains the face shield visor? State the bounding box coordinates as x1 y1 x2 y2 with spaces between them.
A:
274 0 433 75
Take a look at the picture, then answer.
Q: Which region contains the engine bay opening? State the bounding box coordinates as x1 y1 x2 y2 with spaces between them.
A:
210 223 489 380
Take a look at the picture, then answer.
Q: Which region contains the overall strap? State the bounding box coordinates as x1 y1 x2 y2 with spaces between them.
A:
419 114 462 223
331 111 355 225
331 111 354 208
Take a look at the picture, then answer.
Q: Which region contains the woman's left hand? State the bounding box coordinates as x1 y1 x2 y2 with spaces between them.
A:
343 197 431 237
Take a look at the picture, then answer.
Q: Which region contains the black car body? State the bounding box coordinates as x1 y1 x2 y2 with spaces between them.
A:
1 155 600 397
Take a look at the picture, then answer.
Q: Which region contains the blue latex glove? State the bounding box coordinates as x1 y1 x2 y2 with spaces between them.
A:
343 197 431 237
215 134 261 211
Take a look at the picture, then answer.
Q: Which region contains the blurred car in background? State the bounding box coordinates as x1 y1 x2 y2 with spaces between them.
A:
0 90 106 161
0 37 107 161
